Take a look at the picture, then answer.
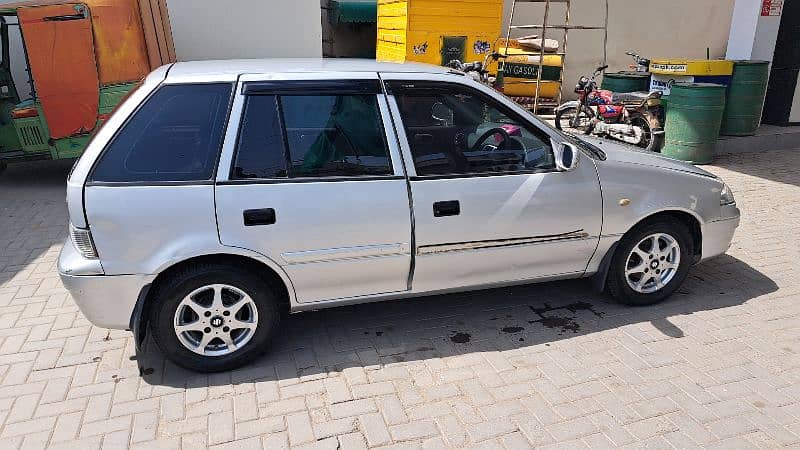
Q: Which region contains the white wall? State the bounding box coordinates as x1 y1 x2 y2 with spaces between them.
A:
165 0 322 61
726 0 782 61
791 78 800 123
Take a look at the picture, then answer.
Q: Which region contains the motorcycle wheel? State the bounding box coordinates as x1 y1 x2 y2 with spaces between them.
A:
555 105 594 134
629 111 664 153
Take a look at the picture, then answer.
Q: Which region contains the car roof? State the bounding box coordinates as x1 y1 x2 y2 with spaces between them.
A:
165 58 453 80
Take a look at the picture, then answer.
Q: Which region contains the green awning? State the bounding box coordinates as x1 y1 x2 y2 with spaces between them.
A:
330 0 377 24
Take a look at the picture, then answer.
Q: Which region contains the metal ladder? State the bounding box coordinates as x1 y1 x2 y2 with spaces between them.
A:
503 0 609 114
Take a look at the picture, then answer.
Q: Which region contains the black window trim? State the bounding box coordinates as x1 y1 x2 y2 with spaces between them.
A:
86 81 236 187
217 175 405 186
242 79 382 96
385 80 560 180
228 87 397 183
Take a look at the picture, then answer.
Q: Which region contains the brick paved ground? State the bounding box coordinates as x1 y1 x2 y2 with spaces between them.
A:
0 150 799 449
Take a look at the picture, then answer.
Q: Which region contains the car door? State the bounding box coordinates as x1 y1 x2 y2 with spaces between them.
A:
382 73 603 293
215 73 412 303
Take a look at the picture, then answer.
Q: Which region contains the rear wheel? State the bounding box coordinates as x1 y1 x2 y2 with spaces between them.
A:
555 105 594 134
149 264 282 372
629 111 664 152
606 218 693 306
0 161 6 175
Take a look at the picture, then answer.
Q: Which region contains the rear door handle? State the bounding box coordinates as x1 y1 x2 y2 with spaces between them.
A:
433 200 460 217
243 208 276 226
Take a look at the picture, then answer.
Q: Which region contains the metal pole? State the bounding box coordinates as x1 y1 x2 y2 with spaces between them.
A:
534 0 551 114
602 0 608 68
504 0 517 57
558 0 571 108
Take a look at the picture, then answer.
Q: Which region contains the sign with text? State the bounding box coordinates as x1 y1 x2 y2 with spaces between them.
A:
761 0 783 16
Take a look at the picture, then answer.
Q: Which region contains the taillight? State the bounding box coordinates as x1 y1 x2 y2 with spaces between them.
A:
69 224 98 259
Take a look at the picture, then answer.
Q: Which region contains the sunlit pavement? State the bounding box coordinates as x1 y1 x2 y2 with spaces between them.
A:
0 150 798 449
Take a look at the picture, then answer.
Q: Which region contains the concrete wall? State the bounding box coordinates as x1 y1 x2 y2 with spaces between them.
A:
502 0 737 99
165 0 322 61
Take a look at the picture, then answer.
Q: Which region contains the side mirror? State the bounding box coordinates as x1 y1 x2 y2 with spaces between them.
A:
555 142 580 171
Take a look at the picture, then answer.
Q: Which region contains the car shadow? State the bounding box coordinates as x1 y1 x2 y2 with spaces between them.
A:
137 254 778 388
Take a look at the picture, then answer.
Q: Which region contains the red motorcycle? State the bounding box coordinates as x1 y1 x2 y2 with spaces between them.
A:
555 64 665 152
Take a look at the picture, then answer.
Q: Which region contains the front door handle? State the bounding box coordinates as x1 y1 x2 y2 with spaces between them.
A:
433 200 460 217
243 208 276 226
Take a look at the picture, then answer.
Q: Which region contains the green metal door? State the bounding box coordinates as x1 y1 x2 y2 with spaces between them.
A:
441 36 466 66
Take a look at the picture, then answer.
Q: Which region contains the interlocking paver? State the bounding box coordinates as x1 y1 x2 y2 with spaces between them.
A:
2 151 800 448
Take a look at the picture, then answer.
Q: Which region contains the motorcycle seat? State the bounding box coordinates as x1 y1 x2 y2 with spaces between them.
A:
611 91 650 104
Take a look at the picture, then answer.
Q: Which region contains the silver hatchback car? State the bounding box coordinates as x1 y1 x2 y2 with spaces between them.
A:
59 59 740 372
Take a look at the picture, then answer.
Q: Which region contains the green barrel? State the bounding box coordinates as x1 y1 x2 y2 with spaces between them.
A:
720 60 770 136
662 82 726 164
601 72 650 92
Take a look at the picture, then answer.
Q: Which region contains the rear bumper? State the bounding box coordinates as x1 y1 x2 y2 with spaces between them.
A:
58 239 151 329
700 209 740 261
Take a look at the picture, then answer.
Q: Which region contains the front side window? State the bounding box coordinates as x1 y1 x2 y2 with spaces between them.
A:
393 84 554 176
91 83 232 182
233 92 392 179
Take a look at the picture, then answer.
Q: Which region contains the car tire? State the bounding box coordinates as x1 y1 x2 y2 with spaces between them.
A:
148 263 282 372
606 218 693 306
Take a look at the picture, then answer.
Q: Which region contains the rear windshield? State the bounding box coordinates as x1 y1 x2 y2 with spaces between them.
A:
89 83 233 183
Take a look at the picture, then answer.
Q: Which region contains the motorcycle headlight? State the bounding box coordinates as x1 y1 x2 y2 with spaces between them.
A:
720 183 735 206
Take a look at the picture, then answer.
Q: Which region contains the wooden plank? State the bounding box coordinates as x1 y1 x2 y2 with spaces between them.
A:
138 0 163 69
156 0 176 63
148 0 168 64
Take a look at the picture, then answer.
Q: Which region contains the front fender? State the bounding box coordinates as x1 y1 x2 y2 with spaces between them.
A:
557 100 582 113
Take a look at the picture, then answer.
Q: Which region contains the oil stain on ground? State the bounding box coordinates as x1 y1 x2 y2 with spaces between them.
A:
501 326 524 333
450 332 471 344
527 301 604 335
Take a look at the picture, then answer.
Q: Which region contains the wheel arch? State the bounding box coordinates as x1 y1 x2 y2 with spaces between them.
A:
591 208 703 292
129 252 294 352
639 209 703 260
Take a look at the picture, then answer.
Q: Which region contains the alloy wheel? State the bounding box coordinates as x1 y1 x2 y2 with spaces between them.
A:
624 233 681 294
173 283 259 356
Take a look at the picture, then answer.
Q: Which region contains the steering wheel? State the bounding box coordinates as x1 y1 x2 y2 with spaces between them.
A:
470 127 510 152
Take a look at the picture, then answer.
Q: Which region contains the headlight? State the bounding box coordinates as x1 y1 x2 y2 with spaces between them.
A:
720 183 735 206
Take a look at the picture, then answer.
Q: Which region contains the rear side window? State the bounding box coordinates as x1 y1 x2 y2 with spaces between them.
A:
90 83 233 183
232 92 392 179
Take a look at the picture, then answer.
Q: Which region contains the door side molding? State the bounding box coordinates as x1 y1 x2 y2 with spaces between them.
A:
417 230 590 255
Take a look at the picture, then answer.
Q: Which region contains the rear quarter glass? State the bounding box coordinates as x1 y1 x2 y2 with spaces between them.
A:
69 82 144 180
89 83 233 183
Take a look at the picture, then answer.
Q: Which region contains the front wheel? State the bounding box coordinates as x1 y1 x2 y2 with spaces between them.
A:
606 218 693 306
148 264 282 372
555 105 594 134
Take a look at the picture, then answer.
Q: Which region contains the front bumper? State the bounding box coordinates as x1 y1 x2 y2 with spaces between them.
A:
58 239 151 329
701 206 741 261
